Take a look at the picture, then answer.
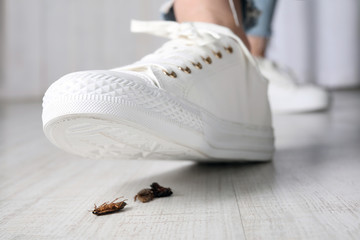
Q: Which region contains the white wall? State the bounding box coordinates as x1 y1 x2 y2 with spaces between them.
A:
267 0 360 88
0 0 165 100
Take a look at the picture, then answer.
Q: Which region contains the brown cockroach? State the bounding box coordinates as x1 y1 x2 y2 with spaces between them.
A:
92 197 127 215
151 182 173 198
134 188 154 203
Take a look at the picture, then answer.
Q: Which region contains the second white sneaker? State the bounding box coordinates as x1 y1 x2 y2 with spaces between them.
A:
42 21 275 161
257 57 330 113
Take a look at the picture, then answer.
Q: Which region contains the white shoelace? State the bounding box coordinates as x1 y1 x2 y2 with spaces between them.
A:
228 0 240 27
128 20 256 74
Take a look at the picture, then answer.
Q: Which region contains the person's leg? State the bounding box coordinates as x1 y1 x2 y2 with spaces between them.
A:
173 0 251 50
247 36 267 57
246 0 277 56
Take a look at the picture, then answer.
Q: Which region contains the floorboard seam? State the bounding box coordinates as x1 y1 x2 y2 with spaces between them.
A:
231 173 248 240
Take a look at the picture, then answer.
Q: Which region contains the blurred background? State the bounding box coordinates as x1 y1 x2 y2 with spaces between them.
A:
0 0 359 101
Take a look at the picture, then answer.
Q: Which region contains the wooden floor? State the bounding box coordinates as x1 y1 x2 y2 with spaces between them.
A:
1 90 360 240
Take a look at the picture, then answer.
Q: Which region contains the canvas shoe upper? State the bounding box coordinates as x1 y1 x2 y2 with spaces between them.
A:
42 21 274 161
257 57 330 113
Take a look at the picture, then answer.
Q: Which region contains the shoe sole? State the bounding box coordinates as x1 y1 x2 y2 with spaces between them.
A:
43 101 274 162
43 71 274 161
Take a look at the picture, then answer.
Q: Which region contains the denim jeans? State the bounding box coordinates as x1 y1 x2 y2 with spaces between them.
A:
247 0 277 37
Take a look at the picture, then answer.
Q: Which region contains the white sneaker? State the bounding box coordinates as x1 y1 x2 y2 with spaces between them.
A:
42 21 274 161
256 57 330 113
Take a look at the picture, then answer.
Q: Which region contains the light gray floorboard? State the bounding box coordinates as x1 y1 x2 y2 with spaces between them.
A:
0 90 359 239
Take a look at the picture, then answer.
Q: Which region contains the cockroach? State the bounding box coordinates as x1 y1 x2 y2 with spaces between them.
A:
151 182 173 198
134 182 173 203
92 197 127 215
134 188 154 203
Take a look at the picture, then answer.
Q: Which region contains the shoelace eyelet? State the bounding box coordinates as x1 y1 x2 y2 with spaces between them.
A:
178 66 191 74
202 56 212 64
212 51 222 59
224 46 233 53
162 70 177 78
192 62 203 69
